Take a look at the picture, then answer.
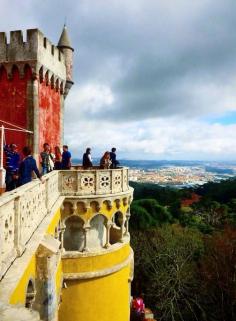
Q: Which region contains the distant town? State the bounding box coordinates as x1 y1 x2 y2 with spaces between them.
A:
127 162 236 187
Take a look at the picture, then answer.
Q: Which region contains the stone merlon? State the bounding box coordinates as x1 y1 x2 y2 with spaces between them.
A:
0 28 67 81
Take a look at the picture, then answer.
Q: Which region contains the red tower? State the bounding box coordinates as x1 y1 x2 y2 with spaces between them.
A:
0 26 74 160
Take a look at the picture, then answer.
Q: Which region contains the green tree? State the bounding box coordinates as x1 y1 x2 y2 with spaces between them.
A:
130 199 172 230
131 225 204 321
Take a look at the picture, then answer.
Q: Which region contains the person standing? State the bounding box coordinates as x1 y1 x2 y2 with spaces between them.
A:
100 151 111 169
40 143 53 175
18 146 42 186
110 147 120 169
4 143 20 191
82 148 93 169
54 146 62 170
61 145 72 169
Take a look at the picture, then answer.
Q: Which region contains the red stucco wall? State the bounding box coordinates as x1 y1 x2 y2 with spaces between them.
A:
0 67 29 153
38 81 61 152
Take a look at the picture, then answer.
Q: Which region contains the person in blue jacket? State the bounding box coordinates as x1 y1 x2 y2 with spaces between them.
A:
18 146 43 186
4 143 20 191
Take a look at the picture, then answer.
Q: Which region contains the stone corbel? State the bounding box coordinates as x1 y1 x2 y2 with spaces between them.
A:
72 202 77 215
95 201 101 212
84 202 91 212
106 200 113 211
123 198 128 206
115 199 121 209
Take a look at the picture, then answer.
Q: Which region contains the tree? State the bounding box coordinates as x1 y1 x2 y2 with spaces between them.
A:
198 227 236 321
130 199 172 230
131 225 204 321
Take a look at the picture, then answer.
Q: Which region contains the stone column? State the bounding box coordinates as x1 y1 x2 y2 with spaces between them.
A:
125 213 131 236
83 226 90 252
120 221 125 242
104 223 112 248
60 224 66 252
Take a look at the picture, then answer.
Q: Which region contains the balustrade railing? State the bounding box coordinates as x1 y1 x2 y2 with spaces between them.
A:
59 167 129 196
0 171 59 279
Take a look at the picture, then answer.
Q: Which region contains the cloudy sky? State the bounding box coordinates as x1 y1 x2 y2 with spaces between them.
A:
1 0 236 160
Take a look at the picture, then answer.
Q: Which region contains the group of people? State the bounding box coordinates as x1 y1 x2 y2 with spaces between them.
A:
83 147 119 169
4 143 72 191
4 143 120 192
4 144 42 191
40 144 72 174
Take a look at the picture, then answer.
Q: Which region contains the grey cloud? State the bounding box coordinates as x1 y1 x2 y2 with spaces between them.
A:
1 0 236 124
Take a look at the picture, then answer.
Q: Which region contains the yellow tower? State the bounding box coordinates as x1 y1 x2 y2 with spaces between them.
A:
58 167 133 321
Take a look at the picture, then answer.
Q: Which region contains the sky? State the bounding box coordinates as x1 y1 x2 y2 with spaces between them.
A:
1 0 236 160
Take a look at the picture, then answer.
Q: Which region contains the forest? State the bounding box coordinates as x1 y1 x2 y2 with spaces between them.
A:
130 178 236 321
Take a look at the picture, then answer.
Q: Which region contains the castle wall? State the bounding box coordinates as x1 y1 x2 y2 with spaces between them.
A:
0 66 31 151
0 28 69 157
38 80 61 151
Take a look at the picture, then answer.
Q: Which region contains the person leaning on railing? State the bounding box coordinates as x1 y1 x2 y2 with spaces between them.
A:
61 145 72 170
110 147 120 169
18 146 43 186
100 151 112 169
54 146 62 170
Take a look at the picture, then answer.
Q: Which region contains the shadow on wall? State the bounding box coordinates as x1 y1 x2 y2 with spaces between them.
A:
64 216 85 251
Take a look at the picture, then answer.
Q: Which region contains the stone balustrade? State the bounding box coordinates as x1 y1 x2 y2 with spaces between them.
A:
0 171 59 279
0 167 131 280
59 167 129 196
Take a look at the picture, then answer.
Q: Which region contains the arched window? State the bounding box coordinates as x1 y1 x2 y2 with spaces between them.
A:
12 65 20 81
50 75 54 89
25 279 35 309
88 214 107 250
112 211 123 227
64 216 85 251
39 66 44 83
24 64 32 80
110 212 124 244
0 65 7 81
45 70 49 86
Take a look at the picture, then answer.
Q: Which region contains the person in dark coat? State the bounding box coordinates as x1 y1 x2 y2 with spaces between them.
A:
110 147 120 169
4 143 20 191
61 145 72 170
18 146 42 186
82 148 93 169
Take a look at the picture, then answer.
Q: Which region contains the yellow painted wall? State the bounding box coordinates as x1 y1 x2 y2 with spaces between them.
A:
62 243 130 273
9 207 62 306
59 264 131 321
46 208 61 236
9 255 36 305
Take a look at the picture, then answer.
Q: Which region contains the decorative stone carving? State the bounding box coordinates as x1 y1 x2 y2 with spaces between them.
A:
62 175 76 191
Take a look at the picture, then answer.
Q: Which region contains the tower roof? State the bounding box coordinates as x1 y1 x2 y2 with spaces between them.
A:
58 25 73 50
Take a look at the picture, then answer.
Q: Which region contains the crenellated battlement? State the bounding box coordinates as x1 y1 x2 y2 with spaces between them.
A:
0 28 66 81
